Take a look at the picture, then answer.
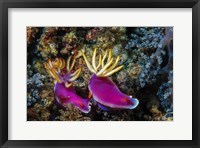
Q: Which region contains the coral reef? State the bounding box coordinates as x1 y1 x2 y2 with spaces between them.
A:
94 27 127 50
55 105 91 121
157 73 173 117
125 27 173 89
27 27 39 46
125 27 165 50
60 31 80 54
37 27 69 59
136 53 161 88
27 65 46 106
27 27 173 121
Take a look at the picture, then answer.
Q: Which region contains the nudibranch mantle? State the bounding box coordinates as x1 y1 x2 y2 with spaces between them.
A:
89 74 139 110
44 56 90 113
81 48 139 110
54 82 90 113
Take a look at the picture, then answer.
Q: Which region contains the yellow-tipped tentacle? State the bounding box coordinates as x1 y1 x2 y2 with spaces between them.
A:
75 50 82 58
60 58 66 69
68 68 81 82
96 58 114 76
81 48 123 76
53 58 65 70
96 54 102 70
80 50 96 74
53 58 59 68
50 68 62 83
70 68 81 77
104 65 124 77
65 82 72 88
92 48 97 71
47 59 53 68
44 62 62 83
44 63 56 79
67 56 72 71
69 58 76 71
103 56 120 74
101 50 108 68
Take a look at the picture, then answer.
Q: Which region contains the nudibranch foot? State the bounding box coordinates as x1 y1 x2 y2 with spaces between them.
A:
97 103 112 111
97 98 139 111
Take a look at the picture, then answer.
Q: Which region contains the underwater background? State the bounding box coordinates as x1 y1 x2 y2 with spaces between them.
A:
27 27 173 121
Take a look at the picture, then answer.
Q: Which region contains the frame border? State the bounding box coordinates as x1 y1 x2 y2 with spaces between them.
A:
0 0 199 148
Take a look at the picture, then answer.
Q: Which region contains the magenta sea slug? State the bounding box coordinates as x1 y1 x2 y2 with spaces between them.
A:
81 48 139 110
44 56 90 113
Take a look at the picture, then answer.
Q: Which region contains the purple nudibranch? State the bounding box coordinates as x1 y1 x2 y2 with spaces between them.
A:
89 74 139 110
44 57 91 113
81 48 139 110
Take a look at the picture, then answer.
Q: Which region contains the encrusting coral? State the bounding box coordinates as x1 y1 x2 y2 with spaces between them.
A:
27 65 46 106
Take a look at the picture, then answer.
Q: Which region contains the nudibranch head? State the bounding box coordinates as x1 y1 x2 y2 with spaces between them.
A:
81 48 139 110
44 55 91 113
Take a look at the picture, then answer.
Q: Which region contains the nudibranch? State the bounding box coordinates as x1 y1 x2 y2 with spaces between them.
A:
81 48 139 110
44 55 91 113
